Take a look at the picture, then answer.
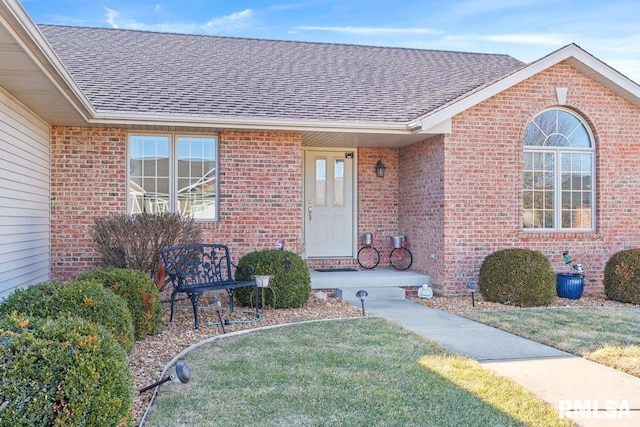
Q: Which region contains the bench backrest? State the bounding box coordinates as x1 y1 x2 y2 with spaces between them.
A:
161 243 235 290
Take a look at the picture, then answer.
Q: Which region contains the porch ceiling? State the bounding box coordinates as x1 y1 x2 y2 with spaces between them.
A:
300 129 438 148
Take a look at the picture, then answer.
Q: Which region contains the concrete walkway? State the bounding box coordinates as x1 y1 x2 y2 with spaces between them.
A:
344 297 640 427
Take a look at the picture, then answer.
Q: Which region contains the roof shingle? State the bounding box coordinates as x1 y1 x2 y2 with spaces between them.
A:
38 25 525 123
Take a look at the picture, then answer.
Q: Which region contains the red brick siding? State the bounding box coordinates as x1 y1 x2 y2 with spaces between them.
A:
50 128 303 281
438 62 640 295
398 135 446 292
50 127 127 281
357 147 399 268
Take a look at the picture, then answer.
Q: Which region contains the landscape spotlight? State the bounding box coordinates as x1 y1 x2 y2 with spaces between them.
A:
466 282 478 307
356 289 368 316
210 297 226 334
138 361 191 393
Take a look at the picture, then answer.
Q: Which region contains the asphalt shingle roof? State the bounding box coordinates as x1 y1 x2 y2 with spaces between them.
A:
38 24 525 124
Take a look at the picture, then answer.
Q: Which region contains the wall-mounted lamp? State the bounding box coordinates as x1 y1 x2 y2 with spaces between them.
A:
138 361 191 393
375 160 386 178
356 289 368 316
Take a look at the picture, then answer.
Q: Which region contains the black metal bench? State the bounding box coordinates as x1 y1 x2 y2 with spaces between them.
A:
161 243 259 330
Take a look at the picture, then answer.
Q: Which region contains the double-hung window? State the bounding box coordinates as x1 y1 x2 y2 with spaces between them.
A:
523 109 594 231
128 134 218 220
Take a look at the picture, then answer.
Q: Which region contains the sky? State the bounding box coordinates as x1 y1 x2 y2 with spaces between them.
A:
20 0 640 83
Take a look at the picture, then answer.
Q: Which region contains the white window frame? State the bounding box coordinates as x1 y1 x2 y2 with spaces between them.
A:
523 108 595 232
127 133 219 221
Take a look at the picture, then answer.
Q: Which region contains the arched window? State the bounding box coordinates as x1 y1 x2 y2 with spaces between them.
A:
523 109 594 230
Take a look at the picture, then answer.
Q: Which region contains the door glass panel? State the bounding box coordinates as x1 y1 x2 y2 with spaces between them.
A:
315 158 326 206
334 159 344 206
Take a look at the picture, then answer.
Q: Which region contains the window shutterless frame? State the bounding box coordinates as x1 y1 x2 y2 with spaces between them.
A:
523 108 595 232
127 133 219 221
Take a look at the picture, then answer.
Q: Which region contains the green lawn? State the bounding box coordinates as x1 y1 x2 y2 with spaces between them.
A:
143 318 570 427
466 307 640 377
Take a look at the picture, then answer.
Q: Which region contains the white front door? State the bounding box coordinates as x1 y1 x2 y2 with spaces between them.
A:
304 149 355 257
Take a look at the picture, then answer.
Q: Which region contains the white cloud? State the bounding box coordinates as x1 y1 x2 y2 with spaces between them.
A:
104 7 120 29
205 9 253 33
102 7 256 35
294 26 441 36
470 33 572 46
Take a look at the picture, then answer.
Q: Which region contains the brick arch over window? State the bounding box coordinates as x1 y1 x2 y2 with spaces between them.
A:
523 108 595 231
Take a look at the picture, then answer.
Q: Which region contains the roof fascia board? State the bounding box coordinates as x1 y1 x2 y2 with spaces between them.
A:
1 0 96 120
89 111 424 134
418 44 640 130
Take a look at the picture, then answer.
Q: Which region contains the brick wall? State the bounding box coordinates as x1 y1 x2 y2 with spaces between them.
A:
50 127 303 281
430 62 640 295
398 135 446 292
51 127 127 281
357 147 399 268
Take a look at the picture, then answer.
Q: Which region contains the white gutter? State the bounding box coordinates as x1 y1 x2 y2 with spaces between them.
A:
88 111 422 134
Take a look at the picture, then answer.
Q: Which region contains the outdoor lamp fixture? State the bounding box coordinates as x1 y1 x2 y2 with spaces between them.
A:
466 282 478 307
210 297 227 334
356 289 368 316
138 361 191 393
375 160 386 178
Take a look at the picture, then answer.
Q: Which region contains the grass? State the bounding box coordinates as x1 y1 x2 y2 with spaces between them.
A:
465 307 640 377
143 318 570 427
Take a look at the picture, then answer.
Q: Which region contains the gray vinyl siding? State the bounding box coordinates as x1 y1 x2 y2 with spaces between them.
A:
0 87 50 299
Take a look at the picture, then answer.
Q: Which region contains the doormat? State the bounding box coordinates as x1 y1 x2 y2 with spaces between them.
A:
314 268 358 272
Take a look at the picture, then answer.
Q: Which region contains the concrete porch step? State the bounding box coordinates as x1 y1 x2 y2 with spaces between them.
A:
309 268 430 302
337 286 407 302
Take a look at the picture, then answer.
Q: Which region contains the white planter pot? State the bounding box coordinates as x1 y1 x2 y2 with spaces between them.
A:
255 275 272 288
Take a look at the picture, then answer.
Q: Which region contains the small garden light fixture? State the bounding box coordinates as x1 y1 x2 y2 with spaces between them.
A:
466 282 478 307
210 297 226 334
138 361 191 393
356 289 368 316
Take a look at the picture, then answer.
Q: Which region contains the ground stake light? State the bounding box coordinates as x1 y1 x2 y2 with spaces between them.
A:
210 297 226 334
356 289 368 316
138 361 191 393
467 282 478 307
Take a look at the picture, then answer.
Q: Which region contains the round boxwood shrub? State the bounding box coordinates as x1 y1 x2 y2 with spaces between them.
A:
0 281 64 318
76 268 163 340
234 250 311 309
0 279 134 353
0 313 133 427
604 249 640 304
479 248 555 307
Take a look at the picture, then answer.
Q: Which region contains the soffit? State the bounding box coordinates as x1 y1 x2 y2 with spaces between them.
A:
0 11 89 126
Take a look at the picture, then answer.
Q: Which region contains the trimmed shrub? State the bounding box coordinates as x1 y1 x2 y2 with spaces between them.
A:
0 281 64 318
479 248 555 307
234 250 311 309
0 313 133 427
76 268 163 340
90 212 201 288
604 249 640 304
0 280 134 353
